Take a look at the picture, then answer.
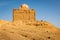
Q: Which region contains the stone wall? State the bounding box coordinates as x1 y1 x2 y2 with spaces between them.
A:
13 4 36 21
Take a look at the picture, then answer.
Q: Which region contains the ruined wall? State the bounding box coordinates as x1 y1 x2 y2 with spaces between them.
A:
13 4 36 21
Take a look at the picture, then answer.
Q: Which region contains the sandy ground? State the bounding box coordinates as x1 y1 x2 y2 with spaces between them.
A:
0 20 60 40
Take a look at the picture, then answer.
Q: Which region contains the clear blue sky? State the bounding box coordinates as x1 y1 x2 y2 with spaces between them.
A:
0 0 60 28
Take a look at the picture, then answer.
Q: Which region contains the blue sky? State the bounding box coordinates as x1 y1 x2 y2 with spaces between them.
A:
0 0 60 28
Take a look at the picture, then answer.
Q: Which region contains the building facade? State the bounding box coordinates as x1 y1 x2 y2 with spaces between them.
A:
13 4 36 21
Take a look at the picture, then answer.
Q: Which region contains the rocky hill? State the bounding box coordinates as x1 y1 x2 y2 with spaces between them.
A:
0 20 60 40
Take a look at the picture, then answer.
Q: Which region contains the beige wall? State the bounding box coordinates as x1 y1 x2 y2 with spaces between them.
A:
13 8 36 21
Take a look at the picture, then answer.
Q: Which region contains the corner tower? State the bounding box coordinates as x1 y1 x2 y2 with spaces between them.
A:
13 4 36 21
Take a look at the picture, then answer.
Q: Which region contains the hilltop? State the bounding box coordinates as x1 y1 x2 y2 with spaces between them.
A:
0 4 60 40
0 20 60 40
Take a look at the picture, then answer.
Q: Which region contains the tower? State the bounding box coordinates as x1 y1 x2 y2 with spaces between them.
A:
13 4 36 21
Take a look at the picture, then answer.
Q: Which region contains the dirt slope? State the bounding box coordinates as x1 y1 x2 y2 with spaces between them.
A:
0 20 60 40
